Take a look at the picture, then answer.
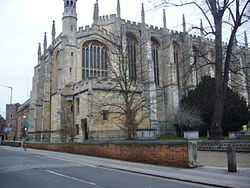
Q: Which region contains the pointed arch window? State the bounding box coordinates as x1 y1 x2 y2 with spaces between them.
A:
52 51 60 92
173 43 182 88
127 34 137 80
209 49 215 77
151 39 160 86
192 46 199 85
173 44 180 65
82 41 108 80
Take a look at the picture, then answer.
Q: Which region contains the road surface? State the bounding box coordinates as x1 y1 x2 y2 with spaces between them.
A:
0 147 213 188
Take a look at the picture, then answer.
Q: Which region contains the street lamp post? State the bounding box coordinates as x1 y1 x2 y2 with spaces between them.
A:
0 85 13 104
22 115 29 151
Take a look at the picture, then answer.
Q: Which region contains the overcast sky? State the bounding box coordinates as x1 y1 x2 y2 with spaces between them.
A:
0 0 248 117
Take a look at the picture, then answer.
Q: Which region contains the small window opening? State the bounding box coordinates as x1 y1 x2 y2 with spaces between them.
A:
71 25 73 31
76 98 80 115
67 1 69 5
75 124 79 135
71 52 74 56
102 110 109 120
71 1 73 5
69 67 72 73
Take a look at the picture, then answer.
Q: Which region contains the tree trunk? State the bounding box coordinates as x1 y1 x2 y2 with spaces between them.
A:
210 93 224 139
210 12 224 140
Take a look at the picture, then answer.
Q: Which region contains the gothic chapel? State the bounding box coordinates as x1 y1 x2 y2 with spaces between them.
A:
28 0 250 142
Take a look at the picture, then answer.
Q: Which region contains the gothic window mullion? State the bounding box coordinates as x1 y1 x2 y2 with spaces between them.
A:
82 41 108 80
127 38 137 81
104 49 108 77
86 47 89 68
90 46 93 70
128 43 131 79
82 48 85 80
133 42 136 80
97 46 100 69
151 40 160 86
174 45 181 89
94 46 97 69
155 47 159 86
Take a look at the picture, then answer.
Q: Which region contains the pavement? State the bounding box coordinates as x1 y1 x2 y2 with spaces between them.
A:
1 146 250 188
198 151 250 168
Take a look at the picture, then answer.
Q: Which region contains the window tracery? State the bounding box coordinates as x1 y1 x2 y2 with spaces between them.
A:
151 39 160 86
127 34 137 80
82 41 108 80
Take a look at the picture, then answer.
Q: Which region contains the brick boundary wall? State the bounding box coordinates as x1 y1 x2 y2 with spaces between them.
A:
198 140 250 152
2 140 198 168
1 141 21 147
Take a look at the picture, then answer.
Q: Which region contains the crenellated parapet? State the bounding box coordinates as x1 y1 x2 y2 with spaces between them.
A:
77 25 118 43
98 14 117 23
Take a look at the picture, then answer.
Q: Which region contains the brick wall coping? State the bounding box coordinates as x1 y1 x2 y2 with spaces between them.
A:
24 140 193 145
4 140 249 145
2 140 198 167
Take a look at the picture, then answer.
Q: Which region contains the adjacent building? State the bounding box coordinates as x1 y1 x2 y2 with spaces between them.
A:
5 103 20 140
16 99 30 141
0 115 6 142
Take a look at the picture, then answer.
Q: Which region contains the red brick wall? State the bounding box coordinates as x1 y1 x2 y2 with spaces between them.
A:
25 142 190 167
2 141 21 147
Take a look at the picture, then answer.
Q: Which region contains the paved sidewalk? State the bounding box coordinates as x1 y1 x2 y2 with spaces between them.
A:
198 151 250 168
1 146 250 188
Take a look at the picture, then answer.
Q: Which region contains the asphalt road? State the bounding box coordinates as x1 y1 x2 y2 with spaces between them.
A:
0 148 213 188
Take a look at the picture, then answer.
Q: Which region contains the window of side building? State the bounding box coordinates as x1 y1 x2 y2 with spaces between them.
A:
75 124 79 135
102 110 109 121
76 98 80 115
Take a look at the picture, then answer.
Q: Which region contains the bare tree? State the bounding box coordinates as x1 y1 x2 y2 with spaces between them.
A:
173 105 204 136
150 0 250 139
93 29 151 140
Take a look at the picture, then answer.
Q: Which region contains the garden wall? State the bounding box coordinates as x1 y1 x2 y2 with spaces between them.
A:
3 140 197 168
198 140 250 152
2 141 21 147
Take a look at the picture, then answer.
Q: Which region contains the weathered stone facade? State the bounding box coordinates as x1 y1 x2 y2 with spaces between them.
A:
5 103 20 140
16 99 30 141
29 0 250 142
0 115 6 141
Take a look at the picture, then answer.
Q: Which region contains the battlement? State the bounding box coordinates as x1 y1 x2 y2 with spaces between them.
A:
92 14 118 26
124 20 141 28
77 25 118 42
149 25 164 32
45 15 234 53
99 14 117 21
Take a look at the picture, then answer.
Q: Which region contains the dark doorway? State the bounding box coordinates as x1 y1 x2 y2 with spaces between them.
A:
0 135 4 144
81 118 88 140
